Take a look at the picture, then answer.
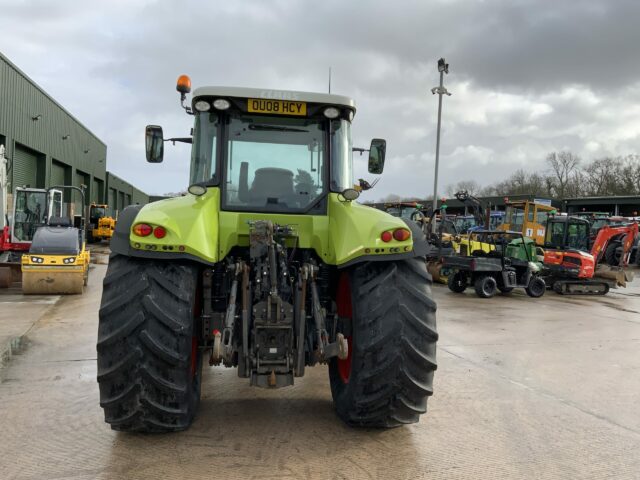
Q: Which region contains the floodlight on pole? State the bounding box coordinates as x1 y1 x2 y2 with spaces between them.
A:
431 57 451 233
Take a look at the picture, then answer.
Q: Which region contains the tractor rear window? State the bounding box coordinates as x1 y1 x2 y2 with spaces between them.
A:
223 114 326 213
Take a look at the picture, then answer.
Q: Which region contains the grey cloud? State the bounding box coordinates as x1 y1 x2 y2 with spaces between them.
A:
1 0 639 198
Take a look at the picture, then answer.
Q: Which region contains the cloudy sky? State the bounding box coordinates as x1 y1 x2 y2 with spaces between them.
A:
2 0 639 201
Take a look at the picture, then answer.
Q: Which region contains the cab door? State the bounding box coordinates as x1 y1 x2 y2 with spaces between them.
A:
47 189 63 219
523 203 550 246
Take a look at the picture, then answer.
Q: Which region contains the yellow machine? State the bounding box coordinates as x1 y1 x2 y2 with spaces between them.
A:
88 203 116 242
499 200 556 245
454 235 495 256
21 186 90 294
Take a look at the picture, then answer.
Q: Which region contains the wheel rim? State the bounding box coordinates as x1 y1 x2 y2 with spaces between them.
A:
336 272 353 384
532 279 544 296
484 279 495 295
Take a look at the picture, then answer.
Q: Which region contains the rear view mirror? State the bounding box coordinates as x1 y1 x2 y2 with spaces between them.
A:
145 125 164 163
368 138 386 174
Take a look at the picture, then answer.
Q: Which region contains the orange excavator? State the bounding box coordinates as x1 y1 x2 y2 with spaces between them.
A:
542 215 638 295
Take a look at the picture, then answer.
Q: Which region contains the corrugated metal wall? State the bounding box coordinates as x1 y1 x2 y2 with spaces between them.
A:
12 144 40 188
105 171 149 216
1 52 149 211
0 53 107 195
50 160 66 187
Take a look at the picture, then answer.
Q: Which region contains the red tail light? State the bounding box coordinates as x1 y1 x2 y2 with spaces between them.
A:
381 231 393 242
133 223 152 237
153 226 167 239
393 228 411 241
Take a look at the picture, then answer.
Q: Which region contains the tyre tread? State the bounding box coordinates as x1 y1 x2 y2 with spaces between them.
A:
96 254 200 433
330 257 437 427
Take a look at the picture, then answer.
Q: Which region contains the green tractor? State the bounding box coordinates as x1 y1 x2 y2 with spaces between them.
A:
97 76 438 432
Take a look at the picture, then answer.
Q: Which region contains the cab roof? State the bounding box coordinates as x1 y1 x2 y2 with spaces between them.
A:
192 86 356 112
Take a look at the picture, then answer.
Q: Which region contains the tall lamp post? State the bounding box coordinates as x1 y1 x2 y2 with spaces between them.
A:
431 58 451 233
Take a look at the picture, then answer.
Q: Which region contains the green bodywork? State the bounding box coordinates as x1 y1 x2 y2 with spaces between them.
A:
505 237 541 270
128 188 413 266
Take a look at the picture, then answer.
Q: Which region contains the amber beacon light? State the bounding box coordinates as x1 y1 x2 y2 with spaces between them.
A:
176 75 192 94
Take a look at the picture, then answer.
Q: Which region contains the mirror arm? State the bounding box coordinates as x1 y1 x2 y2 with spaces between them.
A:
352 147 369 156
164 137 193 145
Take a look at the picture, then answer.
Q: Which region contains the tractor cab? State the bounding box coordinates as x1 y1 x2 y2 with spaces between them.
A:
544 215 590 252
146 85 385 215
500 200 556 245
11 187 62 245
89 204 107 224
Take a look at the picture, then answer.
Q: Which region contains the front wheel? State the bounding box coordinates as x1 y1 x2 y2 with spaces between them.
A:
97 254 202 432
329 258 438 427
525 276 546 298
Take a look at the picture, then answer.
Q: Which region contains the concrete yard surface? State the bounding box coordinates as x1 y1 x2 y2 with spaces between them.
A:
0 265 639 479
0 286 59 370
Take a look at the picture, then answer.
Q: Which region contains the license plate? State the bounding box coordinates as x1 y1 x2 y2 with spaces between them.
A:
247 98 307 116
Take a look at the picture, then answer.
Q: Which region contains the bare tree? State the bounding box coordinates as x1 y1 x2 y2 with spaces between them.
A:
620 155 640 195
446 180 480 197
546 151 581 198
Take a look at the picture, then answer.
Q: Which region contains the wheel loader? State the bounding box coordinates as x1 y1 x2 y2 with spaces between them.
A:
87 203 116 243
96 77 438 432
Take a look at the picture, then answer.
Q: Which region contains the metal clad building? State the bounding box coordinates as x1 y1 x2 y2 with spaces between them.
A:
0 51 148 213
106 172 148 216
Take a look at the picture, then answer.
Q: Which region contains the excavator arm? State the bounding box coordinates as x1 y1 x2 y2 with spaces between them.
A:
591 223 639 266
454 190 487 229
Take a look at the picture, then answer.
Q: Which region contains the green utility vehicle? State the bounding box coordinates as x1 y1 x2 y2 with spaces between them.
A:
97 76 438 432
444 230 546 298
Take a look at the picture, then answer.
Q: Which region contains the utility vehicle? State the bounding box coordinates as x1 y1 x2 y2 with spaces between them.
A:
444 230 546 298
96 76 438 432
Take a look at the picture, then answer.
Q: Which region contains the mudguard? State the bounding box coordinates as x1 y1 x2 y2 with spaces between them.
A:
111 192 428 268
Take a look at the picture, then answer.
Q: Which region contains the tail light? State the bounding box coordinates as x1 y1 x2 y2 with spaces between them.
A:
153 226 167 239
133 223 153 237
381 231 393 242
393 228 411 241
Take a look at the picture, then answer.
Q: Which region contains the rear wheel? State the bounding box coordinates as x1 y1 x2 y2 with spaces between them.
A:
526 276 546 298
474 275 497 298
97 254 202 432
329 258 438 427
447 271 467 293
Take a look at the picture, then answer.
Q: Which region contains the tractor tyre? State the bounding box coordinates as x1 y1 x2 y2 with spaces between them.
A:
447 271 467 293
525 276 546 298
604 240 621 266
329 258 438 427
97 254 202 432
474 275 497 298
